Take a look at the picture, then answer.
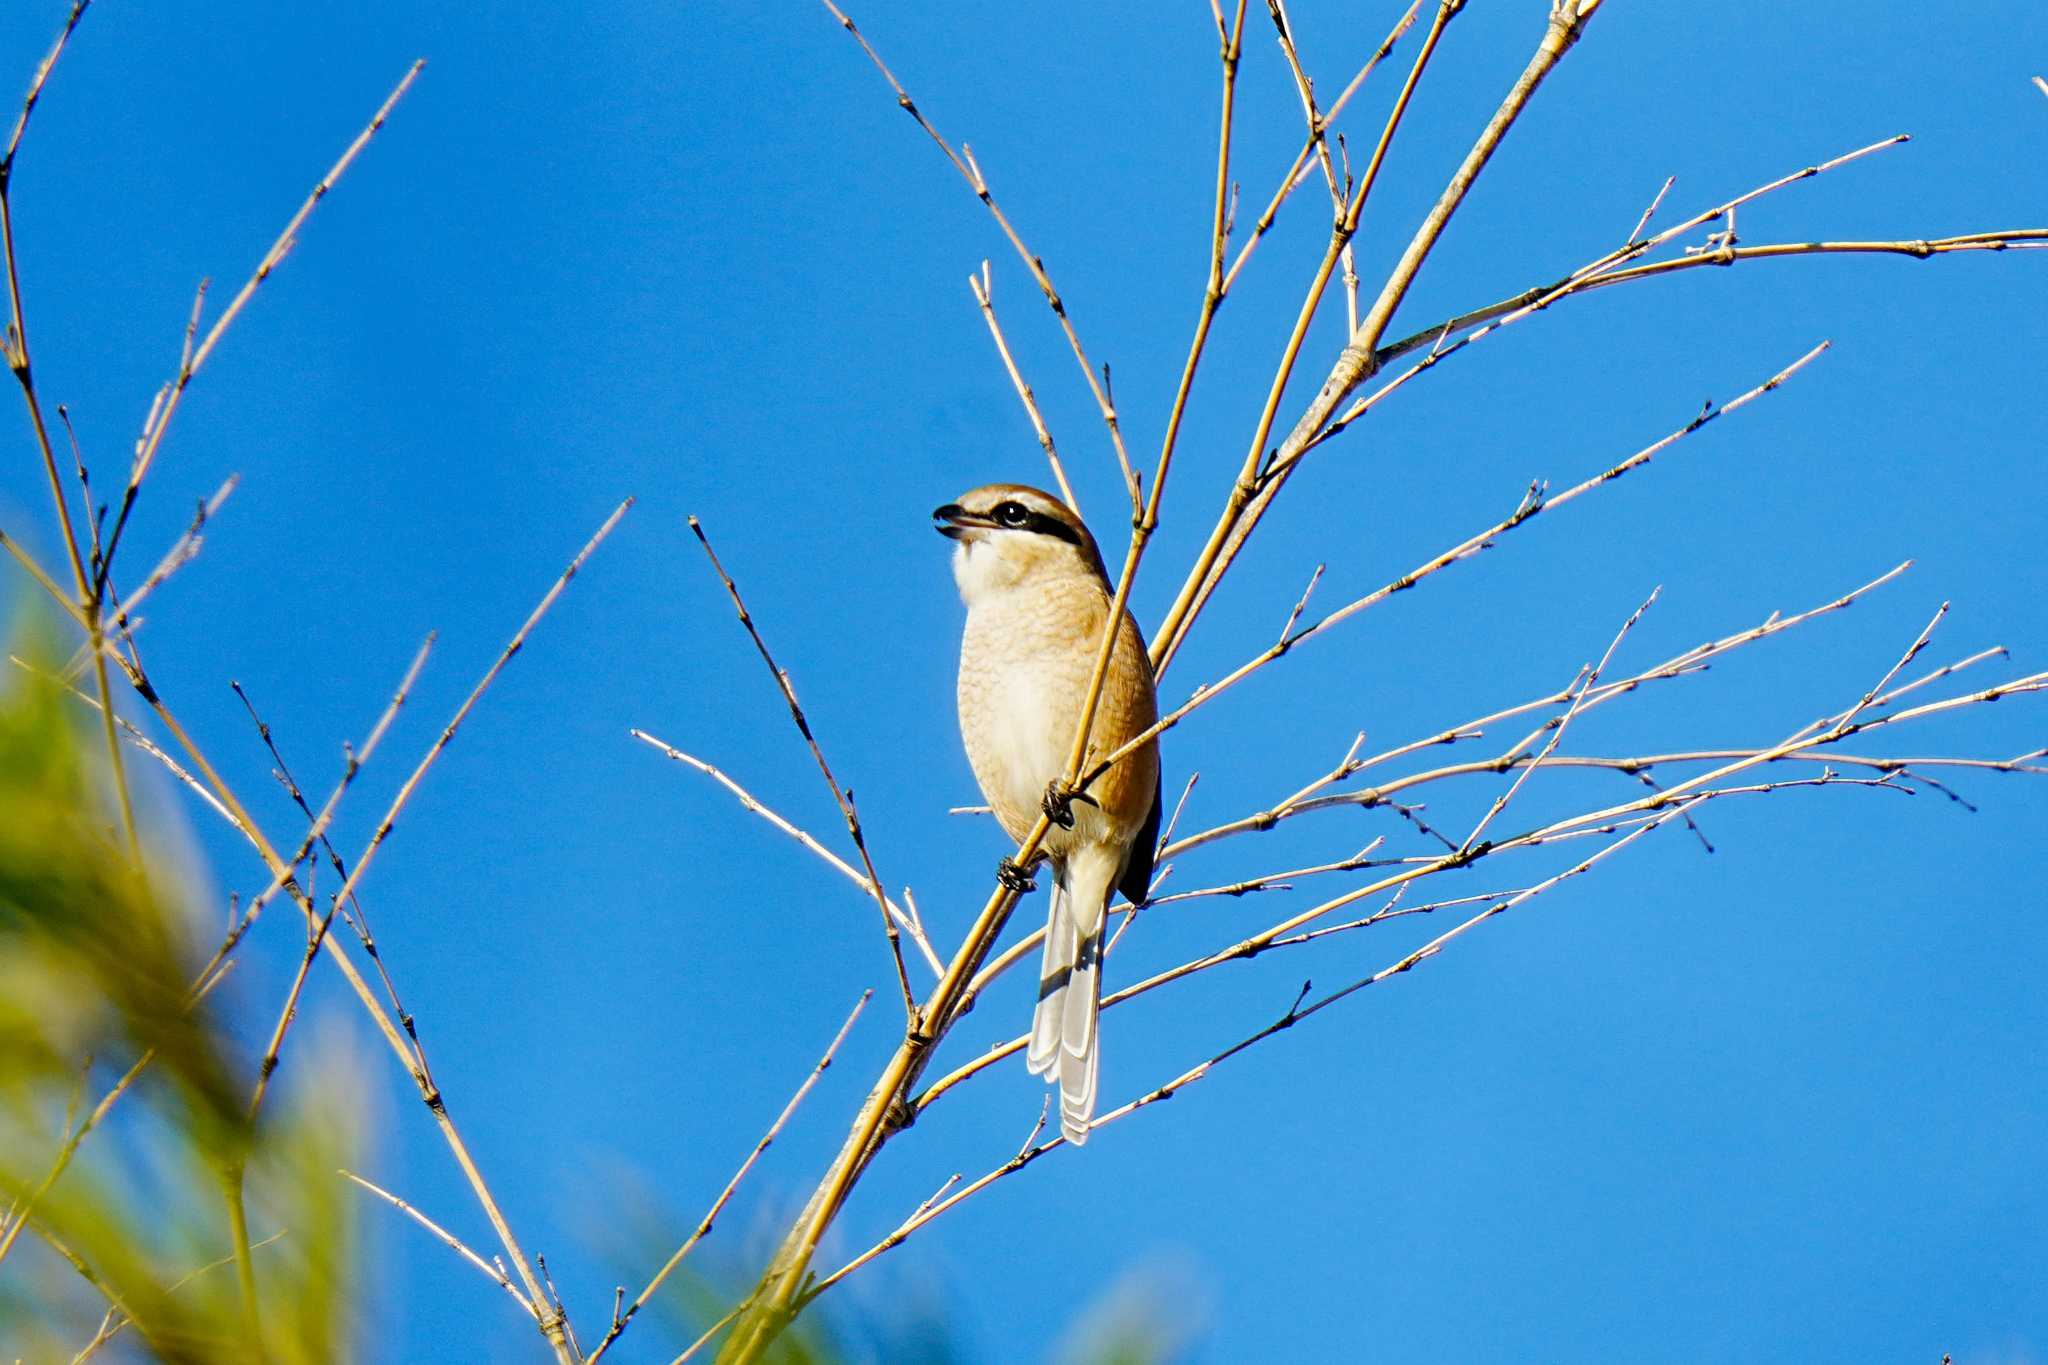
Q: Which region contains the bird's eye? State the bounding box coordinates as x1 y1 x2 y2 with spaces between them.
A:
994 501 1031 528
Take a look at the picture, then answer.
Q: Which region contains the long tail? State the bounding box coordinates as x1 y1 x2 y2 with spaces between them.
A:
1026 857 1108 1145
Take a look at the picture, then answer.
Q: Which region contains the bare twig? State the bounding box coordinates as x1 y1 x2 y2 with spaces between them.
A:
1458 590 1658 856
111 475 237 628
2 2 88 170
817 0 1138 506
1334 151 2044 441
968 262 1077 512
1156 771 1200 858
0 524 82 622
920 622 2043 1112
104 507 626 1365
688 515 918 1023
1623 174 1676 249
632 731 941 976
1827 602 1945 737
242 635 436 1123
588 991 871 1364
94 61 426 592
342 1170 537 1318
342 500 632 930
1138 841 1385 908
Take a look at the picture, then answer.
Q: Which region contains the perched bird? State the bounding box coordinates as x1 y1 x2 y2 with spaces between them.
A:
934 484 1161 1145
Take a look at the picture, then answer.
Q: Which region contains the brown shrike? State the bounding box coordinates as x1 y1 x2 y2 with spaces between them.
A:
934 484 1161 1145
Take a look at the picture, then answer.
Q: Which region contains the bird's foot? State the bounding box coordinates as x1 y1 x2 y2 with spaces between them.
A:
996 858 1038 893
1041 781 1098 830
882 1094 918 1134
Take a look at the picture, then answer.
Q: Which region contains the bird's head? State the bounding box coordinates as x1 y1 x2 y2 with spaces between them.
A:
933 484 1107 604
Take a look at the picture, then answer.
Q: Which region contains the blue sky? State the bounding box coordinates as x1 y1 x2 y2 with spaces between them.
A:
2 3 2044 1361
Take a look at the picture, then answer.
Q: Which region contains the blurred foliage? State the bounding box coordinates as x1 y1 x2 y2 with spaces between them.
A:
0 629 359 1363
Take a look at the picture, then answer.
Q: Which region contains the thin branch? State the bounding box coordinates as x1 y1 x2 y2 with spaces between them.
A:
96 507 628 1365
2 2 87 170
1139 840 1385 908
1269 0 1361 327
1458 589 1658 856
0 524 86 624
1274 562 1324 644
1 0 92 594
1623 174 1676 249
1522 673 2048 848
688 515 917 1023
911 794 1695 1134
1589 226 2048 283
1338 150 2047 437
341 500 632 938
1174 733 2007 1007
243 635 435 1124
94 60 426 593
197 635 436 986
260 504 631 1359
1142 0 1255 551
632 731 941 976
968 261 1077 513
111 475 237 628
1292 745 2045 820
74 611 576 1362
215 627 428 1341
1829 602 1945 737
817 0 1138 506
588 991 871 1364
1156 771 1201 857
342 1170 537 1318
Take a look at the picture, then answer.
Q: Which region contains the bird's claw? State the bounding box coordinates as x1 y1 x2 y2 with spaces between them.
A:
882 1094 918 1134
996 858 1038 893
1041 782 1097 830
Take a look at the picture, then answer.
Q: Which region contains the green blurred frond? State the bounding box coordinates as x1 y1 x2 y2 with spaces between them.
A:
0 630 360 1362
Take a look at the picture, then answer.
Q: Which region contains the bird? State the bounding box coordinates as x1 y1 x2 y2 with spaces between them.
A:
933 484 1161 1146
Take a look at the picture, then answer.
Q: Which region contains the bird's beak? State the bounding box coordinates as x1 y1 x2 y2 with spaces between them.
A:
933 503 989 541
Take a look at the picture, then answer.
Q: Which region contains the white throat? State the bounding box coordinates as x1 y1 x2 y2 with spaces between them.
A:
951 537 1027 607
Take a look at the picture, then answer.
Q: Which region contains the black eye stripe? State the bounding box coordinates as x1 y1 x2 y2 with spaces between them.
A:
1023 510 1085 547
